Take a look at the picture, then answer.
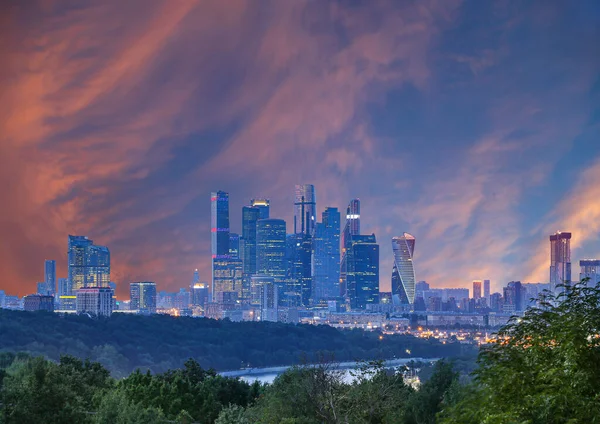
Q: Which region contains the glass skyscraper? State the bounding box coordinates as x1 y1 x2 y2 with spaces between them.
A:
549 231 571 293
229 233 240 259
340 199 361 299
256 219 287 302
68 235 110 293
391 233 416 305
312 207 340 301
44 260 56 296
241 205 261 301
211 191 230 300
344 234 379 310
286 233 312 307
130 282 157 314
294 184 316 235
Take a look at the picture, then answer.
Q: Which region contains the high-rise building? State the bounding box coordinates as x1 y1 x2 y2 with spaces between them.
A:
580 259 600 287
312 207 341 301
286 233 312 307
391 234 416 305
340 199 360 299
503 281 523 312
212 258 243 302
36 282 48 295
229 233 240 259
549 231 571 293
241 206 261 301
294 184 316 235
251 198 270 219
44 260 56 296
57 278 69 297
211 191 230 298
23 295 54 312
130 282 157 314
472 280 482 300
76 287 113 316
343 234 379 310
255 276 278 322
483 279 491 301
190 283 209 307
68 235 110 292
256 219 287 302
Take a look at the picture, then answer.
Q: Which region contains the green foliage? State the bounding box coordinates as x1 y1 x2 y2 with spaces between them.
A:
215 404 250 424
440 281 600 423
0 309 471 375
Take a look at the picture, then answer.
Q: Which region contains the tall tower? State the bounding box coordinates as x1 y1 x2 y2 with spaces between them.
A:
344 234 379 310
211 191 230 299
241 206 261 301
312 207 341 301
580 260 600 287
68 235 110 292
391 233 416 305
294 184 316 235
256 219 287 299
472 280 482 299
549 231 572 293
44 260 56 296
340 199 361 300
483 279 491 302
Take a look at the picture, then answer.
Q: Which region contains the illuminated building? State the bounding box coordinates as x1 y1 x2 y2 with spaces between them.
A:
259 277 278 322
68 235 110 292
472 280 482 299
23 295 54 312
256 218 287 301
484 279 491 302
294 184 316 235
340 199 360 297
45 260 56 296
58 295 76 311
391 233 416 305
286 233 312 307
229 233 240 259
76 287 113 317
549 231 571 293
211 191 230 299
312 207 341 300
130 282 157 314
212 258 243 301
344 234 379 310
580 259 600 287
250 198 270 219
190 283 208 307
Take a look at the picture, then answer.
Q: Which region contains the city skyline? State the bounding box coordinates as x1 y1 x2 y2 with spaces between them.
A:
1 1 599 298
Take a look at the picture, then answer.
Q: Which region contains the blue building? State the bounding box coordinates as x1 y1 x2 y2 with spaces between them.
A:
44 260 56 295
343 234 379 310
286 233 312 307
211 191 230 300
312 207 340 301
241 205 261 301
256 219 287 304
391 233 416 306
250 198 270 219
130 282 157 314
68 235 110 293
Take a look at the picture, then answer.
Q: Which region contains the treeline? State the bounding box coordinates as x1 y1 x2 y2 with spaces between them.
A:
0 352 458 423
0 310 474 376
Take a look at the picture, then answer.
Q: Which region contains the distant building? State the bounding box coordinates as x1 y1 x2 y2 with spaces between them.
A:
174 288 190 310
57 278 69 297
0 290 5 308
391 234 416 305
472 280 482 300
58 295 77 311
36 282 48 295
76 287 113 316
503 281 523 312
343 234 379 310
259 278 278 322
549 231 571 293
256 218 287 302
190 283 209 307
68 235 110 292
23 295 54 312
490 292 503 312
130 282 157 314
212 258 243 302
311 207 341 301
44 260 56 296
294 184 316 235
483 280 491 302
211 191 230 299
250 198 270 219
241 205 260 302
580 259 600 287
286 232 312 307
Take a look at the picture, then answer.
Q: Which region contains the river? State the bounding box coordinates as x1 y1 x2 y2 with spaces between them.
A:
220 357 439 384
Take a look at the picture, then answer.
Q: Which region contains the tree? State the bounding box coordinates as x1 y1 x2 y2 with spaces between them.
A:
440 281 600 423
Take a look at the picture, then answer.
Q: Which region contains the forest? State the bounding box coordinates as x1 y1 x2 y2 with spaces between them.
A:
0 310 474 376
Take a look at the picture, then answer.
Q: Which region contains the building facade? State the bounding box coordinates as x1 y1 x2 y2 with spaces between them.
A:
130 282 157 314
580 259 600 287
256 219 287 302
44 260 56 296
211 191 230 299
391 233 416 305
311 207 341 301
549 231 571 293
23 295 54 312
68 235 110 292
344 234 379 310
250 198 270 219
472 280 482 300
241 205 261 301
76 287 113 316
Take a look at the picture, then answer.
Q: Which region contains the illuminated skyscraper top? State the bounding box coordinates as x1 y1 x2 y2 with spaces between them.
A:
251 198 270 219
68 235 110 292
391 233 416 305
294 184 316 235
549 231 571 292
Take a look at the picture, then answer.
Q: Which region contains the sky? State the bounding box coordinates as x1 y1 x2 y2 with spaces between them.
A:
0 0 599 298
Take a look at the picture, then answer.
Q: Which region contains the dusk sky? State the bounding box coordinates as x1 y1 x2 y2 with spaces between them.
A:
1 0 599 298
